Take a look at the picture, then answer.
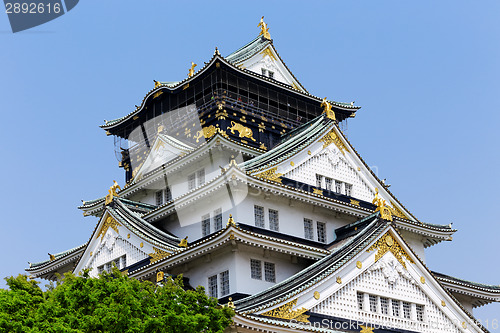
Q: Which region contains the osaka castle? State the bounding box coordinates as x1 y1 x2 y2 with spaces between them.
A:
26 18 499 333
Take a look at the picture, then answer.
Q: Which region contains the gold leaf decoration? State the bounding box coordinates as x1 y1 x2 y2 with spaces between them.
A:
254 167 283 183
98 215 122 242
193 125 217 143
319 129 348 155
149 247 171 263
227 121 256 141
366 232 414 269
389 201 408 219
313 188 323 195
261 298 309 323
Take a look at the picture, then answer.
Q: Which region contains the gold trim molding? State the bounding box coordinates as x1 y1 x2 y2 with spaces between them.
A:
319 129 348 155
367 232 414 269
261 298 309 323
98 215 122 242
254 167 283 183
149 247 171 263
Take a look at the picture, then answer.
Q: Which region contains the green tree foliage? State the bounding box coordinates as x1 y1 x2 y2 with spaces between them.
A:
0 268 234 333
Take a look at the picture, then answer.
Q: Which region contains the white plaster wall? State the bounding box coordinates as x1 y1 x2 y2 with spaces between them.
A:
399 230 426 263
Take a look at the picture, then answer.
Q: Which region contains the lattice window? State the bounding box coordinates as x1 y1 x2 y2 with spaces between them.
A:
403 301 411 319
304 218 314 240
188 173 196 190
269 209 279 231
208 275 218 298
357 292 364 310
250 259 262 280
214 208 222 231
369 295 377 313
345 183 353 196
268 71 274 79
164 186 172 202
380 297 389 315
325 177 333 191
254 205 265 228
202 214 210 237
316 174 323 188
220 271 230 296
392 300 400 317
317 222 326 243
264 262 276 283
197 169 205 186
156 191 163 206
416 304 424 322
335 180 342 193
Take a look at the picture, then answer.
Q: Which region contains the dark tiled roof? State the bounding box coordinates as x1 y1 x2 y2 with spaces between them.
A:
433 271 500 292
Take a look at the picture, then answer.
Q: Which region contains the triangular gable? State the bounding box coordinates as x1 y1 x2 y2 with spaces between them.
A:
73 207 175 277
226 36 307 93
244 225 483 332
132 134 194 180
249 119 414 221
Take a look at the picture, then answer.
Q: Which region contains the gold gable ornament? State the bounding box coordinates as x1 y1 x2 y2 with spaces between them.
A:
188 62 197 78
105 180 121 205
227 214 236 227
254 167 283 183
149 247 171 263
372 188 392 221
179 236 188 248
258 16 271 40
367 232 414 269
98 215 122 242
156 271 164 282
320 97 336 121
261 298 309 323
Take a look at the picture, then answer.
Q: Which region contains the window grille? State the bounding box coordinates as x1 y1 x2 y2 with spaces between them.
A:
254 205 265 228
316 174 323 188
416 304 424 321
202 214 210 237
403 301 411 319
317 222 326 243
220 271 230 296
380 297 389 315
208 275 218 298
325 177 333 191
197 169 205 186
268 71 274 79
392 300 400 317
188 173 196 190
164 186 172 202
304 218 314 240
261 68 267 76
345 183 352 196
250 259 262 280
369 295 377 312
269 209 279 231
335 180 342 193
357 292 364 310
156 191 163 206
214 208 222 231
264 262 276 282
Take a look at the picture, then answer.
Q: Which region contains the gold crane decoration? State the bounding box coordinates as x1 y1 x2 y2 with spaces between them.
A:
258 16 271 40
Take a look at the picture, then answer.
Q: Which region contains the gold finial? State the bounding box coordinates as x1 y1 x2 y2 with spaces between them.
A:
320 97 336 121
105 180 121 205
154 80 161 88
227 214 235 226
372 188 393 221
48 253 55 261
156 271 164 282
28 261 32 268
157 125 165 133
227 297 235 308
258 16 271 40
229 155 237 166
188 62 197 77
179 236 188 248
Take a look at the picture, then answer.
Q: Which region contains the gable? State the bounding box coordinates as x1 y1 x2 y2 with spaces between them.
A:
250 228 482 332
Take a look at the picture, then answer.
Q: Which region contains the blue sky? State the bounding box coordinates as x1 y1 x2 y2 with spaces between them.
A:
1 0 499 326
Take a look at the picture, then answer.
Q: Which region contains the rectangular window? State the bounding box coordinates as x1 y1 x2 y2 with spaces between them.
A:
197 169 205 186
357 292 364 310
416 304 424 321
97 265 104 275
120 255 126 269
202 214 210 237
335 180 342 193
214 208 222 231
220 271 230 296
268 71 274 79
261 68 267 76
188 173 196 191
264 262 276 282
369 295 377 312
317 222 326 243
254 205 265 228
164 186 172 202
316 174 323 188
325 177 333 191
269 209 279 231
304 218 314 240
156 190 163 206
403 301 411 319
392 300 400 317
105 262 112 273
208 275 218 298
345 183 352 196
250 259 262 280
380 297 389 315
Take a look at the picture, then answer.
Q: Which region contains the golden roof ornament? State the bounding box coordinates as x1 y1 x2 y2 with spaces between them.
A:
372 188 393 221
320 97 336 121
188 62 197 78
153 80 161 88
227 214 236 226
227 297 235 308
258 16 271 40
48 253 55 261
105 180 121 205
179 236 188 248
